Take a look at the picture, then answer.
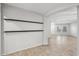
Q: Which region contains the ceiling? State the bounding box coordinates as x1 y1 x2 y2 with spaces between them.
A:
6 3 79 16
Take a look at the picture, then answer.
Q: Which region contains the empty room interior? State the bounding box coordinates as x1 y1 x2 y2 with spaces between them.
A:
1 3 79 56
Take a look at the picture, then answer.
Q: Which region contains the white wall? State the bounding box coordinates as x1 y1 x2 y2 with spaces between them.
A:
4 20 43 31
70 22 78 37
43 16 50 45
3 4 43 54
77 6 79 56
0 3 1 55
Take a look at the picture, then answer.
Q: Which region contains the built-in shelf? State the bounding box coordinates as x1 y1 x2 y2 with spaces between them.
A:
4 19 43 24
4 30 44 33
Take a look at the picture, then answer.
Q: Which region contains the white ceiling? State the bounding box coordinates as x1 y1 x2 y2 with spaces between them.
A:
48 6 77 23
6 3 79 16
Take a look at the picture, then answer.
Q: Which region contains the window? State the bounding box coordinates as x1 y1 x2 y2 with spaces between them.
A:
51 23 70 34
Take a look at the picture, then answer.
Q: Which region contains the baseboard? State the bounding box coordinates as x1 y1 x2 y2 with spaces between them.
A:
4 43 43 55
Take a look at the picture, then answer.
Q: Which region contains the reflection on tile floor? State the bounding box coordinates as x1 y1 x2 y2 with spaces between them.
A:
8 35 77 56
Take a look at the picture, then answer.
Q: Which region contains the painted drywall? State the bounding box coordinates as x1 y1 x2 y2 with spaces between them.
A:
77 6 79 56
0 3 1 55
3 4 43 22
70 22 78 37
4 32 43 54
4 20 43 31
3 4 43 54
43 17 51 45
